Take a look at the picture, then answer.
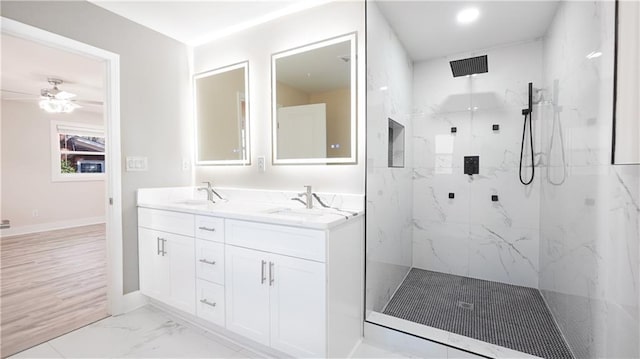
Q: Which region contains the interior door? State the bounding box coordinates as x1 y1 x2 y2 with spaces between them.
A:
269 253 326 357
277 103 327 159
225 245 270 345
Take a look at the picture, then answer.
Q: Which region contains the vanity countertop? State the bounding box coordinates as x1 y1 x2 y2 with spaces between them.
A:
137 187 364 230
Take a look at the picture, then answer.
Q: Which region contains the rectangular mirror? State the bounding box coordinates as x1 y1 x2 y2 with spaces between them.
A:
613 0 640 164
272 33 356 164
194 62 250 165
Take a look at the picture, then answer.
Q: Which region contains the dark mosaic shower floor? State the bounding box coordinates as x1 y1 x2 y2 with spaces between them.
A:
382 268 573 359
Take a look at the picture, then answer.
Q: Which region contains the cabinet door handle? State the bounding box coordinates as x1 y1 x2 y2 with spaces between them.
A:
269 261 275 286
199 298 217 307
261 260 267 284
198 259 216 265
198 226 216 232
157 237 162 255
162 238 167 256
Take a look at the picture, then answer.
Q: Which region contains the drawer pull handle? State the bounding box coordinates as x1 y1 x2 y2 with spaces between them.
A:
199 299 217 307
198 226 216 232
199 259 216 265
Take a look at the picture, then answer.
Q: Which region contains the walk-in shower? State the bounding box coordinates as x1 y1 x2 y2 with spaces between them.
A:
366 1 636 358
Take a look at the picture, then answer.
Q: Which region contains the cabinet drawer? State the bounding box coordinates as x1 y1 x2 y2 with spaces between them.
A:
138 207 194 237
196 239 224 284
195 216 224 242
196 279 225 327
225 219 325 262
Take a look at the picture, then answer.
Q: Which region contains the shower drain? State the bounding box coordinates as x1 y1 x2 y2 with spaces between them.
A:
457 300 474 310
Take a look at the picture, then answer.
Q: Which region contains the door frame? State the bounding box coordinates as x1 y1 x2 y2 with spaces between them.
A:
1 17 130 315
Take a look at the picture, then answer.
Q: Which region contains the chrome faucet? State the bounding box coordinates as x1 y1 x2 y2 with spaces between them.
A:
296 185 313 209
198 181 224 203
198 182 215 203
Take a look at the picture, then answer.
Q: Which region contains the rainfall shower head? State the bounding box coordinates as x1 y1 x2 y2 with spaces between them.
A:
449 55 488 77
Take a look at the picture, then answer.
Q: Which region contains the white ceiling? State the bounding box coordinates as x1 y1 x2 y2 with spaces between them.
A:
376 1 560 61
89 0 331 46
1 34 104 113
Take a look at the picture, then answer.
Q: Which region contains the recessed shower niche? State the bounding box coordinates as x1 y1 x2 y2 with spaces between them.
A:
388 118 405 168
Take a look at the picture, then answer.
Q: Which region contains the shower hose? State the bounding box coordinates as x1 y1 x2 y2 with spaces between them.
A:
519 110 534 185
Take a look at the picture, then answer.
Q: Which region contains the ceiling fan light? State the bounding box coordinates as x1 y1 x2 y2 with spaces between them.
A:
39 98 81 113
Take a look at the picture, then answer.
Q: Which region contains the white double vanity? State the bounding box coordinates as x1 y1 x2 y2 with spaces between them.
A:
137 187 364 357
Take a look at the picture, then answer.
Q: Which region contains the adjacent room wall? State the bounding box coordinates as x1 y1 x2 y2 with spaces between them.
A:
1 101 105 232
365 2 414 313
411 40 543 288
540 1 639 357
1 1 192 293
192 1 365 194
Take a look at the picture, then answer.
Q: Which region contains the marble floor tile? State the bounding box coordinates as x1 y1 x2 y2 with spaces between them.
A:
351 342 415 358
10 342 63 358
10 306 246 359
10 304 427 359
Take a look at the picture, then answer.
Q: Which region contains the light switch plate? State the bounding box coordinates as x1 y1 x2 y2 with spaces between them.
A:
257 156 266 173
126 156 148 171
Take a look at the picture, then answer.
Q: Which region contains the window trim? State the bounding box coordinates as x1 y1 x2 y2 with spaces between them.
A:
50 120 106 182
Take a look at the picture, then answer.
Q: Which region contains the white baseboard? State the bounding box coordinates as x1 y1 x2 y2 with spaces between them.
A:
117 291 148 315
0 216 105 237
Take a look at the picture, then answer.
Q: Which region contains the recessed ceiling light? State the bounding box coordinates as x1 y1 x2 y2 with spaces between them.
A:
457 7 480 25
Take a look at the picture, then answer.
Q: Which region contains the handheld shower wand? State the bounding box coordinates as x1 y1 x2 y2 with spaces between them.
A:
519 82 534 185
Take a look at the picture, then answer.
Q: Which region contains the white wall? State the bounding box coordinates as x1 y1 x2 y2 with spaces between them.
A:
1 101 105 231
411 40 543 288
1 1 192 293
192 1 365 195
365 2 414 313
540 1 639 357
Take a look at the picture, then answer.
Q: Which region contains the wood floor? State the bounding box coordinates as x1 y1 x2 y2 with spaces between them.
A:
0 224 108 358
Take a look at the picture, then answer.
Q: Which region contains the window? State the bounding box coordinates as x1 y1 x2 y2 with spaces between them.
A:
51 121 105 181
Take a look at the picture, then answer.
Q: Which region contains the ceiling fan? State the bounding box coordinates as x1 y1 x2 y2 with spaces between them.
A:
39 78 81 113
1 77 103 113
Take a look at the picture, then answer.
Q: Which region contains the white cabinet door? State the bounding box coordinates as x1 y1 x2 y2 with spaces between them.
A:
225 245 270 346
269 254 326 357
138 228 169 301
166 233 196 315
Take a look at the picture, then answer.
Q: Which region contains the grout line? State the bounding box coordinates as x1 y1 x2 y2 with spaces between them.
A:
47 342 66 359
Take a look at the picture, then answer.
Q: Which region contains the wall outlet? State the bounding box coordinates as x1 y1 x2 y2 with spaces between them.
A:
32 210 39 217
257 156 266 173
182 158 191 171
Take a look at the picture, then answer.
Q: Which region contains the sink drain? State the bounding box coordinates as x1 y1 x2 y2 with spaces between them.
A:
457 300 474 310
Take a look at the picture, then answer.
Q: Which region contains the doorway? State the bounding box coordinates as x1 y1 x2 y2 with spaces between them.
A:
0 18 123 357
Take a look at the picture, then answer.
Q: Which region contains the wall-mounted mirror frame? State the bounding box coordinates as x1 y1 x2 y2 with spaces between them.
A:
612 0 640 165
271 33 357 165
194 61 250 166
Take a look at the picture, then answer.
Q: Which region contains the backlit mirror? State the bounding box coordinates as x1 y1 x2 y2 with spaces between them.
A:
194 62 250 165
272 34 356 164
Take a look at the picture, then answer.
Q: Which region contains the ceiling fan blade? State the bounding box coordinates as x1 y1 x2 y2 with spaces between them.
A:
55 90 77 100
1 89 38 97
75 99 103 106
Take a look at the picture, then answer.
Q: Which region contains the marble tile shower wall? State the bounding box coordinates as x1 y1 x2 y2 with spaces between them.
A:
365 3 414 313
539 1 639 358
411 41 543 288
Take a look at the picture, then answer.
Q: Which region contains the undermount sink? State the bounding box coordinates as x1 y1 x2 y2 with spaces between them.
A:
175 199 210 206
266 208 332 219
